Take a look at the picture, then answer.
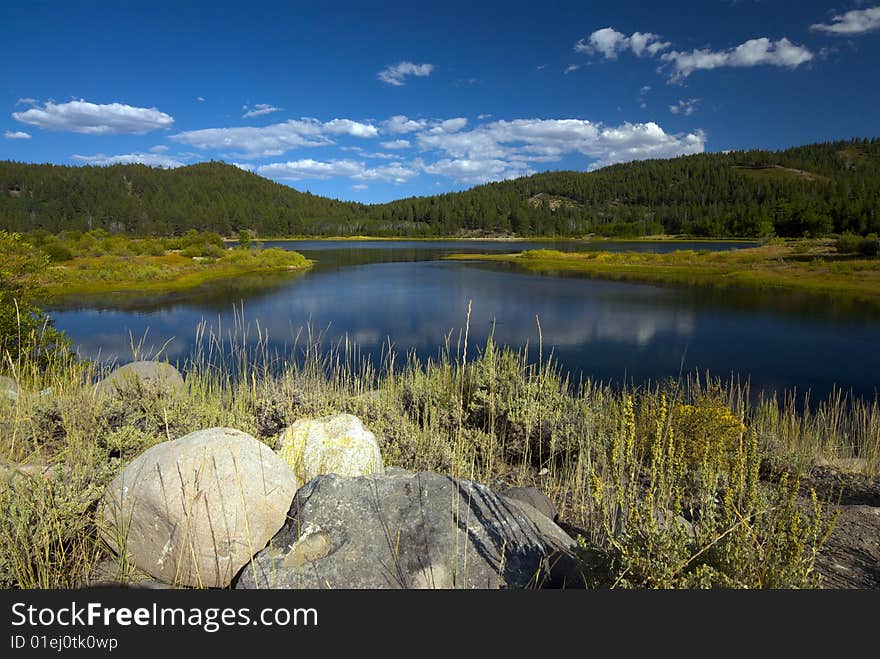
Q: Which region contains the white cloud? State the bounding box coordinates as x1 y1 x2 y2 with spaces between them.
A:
669 98 700 116
13 99 174 134
381 139 412 149
577 27 812 81
377 61 435 86
322 118 379 138
415 117 705 176
382 115 428 133
811 6 880 35
242 103 282 118
16 98 38 106
196 96 206 102
564 64 581 74
430 117 468 133
72 152 186 168
477 113 493 120
231 162 255 171
4 130 31 139
362 152 401 160
354 162 419 183
257 158 418 183
171 117 378 158
661 37 813 80
149 144 169 153
352 184 368 190
423 158 534 184
576 28 670 59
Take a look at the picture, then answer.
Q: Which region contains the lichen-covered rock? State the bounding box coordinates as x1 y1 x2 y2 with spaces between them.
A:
100 427 298 588
236 469 583 589
95 361 185 396
500 486 558 522
275 413 383 483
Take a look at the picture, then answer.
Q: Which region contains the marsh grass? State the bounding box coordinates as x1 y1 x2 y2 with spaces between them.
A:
7 230 313 299
447 241 880 304
1 309 877 588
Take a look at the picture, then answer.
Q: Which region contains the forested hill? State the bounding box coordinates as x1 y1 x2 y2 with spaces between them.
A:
1 138 878 238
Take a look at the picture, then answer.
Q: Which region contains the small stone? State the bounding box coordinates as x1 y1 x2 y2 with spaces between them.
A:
275 413 383 483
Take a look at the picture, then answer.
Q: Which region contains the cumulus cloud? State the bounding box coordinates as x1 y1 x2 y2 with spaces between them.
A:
430 118 468 133
811 6 880 35
72 152 186 168
414 117 705 181
669 98 700 116
242 103 282 118
257 159 418 183
377 61 435 86
661 37 813 80
576 27 813 81
13 99 174 134
381 139 412 149
323 118 379 138
4 130 31 139
149 144 169 153
382 115 428 133
170 117 378 158
423 158 534 184
16 98 38 106
169 113 706 186
576 28 670 59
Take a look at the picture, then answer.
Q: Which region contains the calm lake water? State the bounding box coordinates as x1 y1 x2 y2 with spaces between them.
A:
47 240 880 402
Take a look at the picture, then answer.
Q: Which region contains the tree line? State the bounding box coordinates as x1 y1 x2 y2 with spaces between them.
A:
1 138 878 238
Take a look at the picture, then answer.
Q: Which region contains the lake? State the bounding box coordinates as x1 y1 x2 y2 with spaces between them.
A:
47 240 880 403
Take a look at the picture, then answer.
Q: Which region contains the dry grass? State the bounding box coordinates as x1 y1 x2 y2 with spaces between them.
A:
1 312 876 588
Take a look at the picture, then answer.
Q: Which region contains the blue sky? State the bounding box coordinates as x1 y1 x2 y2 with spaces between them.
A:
2 0 879 202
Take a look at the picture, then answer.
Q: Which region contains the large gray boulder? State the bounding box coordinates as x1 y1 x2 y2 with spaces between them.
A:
236 469 583 589
100 427 298 588
95 361 185 395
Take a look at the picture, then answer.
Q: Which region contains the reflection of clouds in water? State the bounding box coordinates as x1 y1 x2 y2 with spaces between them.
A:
526 310 695 348
56 261 695 362
48 256 880 401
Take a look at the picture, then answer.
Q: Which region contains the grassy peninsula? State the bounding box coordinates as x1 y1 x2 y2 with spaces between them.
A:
3 230 312 300
446 238 880 303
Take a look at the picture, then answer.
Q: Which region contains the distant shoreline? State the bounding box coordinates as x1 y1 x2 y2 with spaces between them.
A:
234 234 759 244
445 240 880 304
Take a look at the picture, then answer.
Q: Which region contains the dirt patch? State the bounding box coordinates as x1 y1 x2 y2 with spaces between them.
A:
801 468 880 589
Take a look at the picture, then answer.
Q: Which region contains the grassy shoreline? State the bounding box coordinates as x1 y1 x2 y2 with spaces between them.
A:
1 322 876 589
445 240 880 303
37 251 313 298
1 231 314 300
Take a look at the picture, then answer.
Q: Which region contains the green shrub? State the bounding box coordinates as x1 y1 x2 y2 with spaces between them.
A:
837 232 880 257
41 241 74 263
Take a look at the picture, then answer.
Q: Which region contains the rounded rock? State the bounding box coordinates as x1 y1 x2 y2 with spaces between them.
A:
275 413 384 483
100 427 298 588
